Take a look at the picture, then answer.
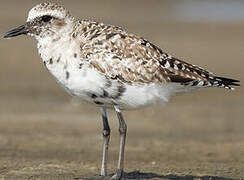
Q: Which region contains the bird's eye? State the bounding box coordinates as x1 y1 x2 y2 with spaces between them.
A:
41 15 53 22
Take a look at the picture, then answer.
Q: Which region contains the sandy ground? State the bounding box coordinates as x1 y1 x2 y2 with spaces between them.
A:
0 0 243 179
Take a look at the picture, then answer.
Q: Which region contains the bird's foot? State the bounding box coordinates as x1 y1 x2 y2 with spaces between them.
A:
78 175 109 180
75 170 123 180
109 170 123 180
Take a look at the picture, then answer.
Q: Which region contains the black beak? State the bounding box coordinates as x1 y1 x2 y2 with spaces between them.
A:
3 24 29 39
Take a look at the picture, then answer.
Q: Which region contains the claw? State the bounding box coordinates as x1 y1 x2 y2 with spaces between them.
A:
109 170 123 180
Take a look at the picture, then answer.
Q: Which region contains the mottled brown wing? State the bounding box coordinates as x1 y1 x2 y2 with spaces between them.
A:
77 21 171 84
77 20 239 89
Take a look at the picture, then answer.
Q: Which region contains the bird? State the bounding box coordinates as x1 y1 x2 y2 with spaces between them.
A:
3 2 240 180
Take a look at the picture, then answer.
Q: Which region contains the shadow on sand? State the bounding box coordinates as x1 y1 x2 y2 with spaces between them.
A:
77 171 234 180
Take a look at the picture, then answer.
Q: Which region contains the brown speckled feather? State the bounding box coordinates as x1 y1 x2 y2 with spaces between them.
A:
4 3 239 178
73 20 238 89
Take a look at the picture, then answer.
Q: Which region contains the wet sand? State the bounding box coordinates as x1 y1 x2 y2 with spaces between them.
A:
0 0 243 179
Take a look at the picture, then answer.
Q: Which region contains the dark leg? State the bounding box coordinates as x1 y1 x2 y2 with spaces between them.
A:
110 106 127 180
100 107 110 176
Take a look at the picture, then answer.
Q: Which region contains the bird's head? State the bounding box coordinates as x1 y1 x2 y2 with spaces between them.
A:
4 2 75 40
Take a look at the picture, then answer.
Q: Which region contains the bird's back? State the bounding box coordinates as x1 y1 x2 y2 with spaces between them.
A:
73 20 239 88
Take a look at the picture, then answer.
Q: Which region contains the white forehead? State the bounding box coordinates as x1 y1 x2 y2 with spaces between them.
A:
27 2 72 22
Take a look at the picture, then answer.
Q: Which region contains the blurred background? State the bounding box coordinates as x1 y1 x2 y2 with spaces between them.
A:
0 0 243 179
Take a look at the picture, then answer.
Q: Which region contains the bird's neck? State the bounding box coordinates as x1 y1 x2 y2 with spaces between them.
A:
36 22 74 43
36 24 74 64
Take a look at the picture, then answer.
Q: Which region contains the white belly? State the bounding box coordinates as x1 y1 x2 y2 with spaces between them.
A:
44 58 173 110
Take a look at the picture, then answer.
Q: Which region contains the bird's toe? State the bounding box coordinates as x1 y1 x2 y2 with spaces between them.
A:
109 170 123 180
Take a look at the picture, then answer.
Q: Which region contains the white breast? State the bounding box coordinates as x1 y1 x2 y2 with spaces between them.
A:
38 36 115 103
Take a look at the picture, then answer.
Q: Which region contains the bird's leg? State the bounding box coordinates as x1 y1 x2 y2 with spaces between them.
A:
100 107 111 176
110 106 127 180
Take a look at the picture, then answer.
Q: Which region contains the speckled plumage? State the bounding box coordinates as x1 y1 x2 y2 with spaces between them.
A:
16 2 238 110
4 2 240 178
76 19 239 88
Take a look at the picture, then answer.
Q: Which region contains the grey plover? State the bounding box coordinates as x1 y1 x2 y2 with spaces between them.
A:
4 2 240 179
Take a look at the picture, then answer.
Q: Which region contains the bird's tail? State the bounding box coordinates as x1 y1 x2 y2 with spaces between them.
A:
211 76 240 90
